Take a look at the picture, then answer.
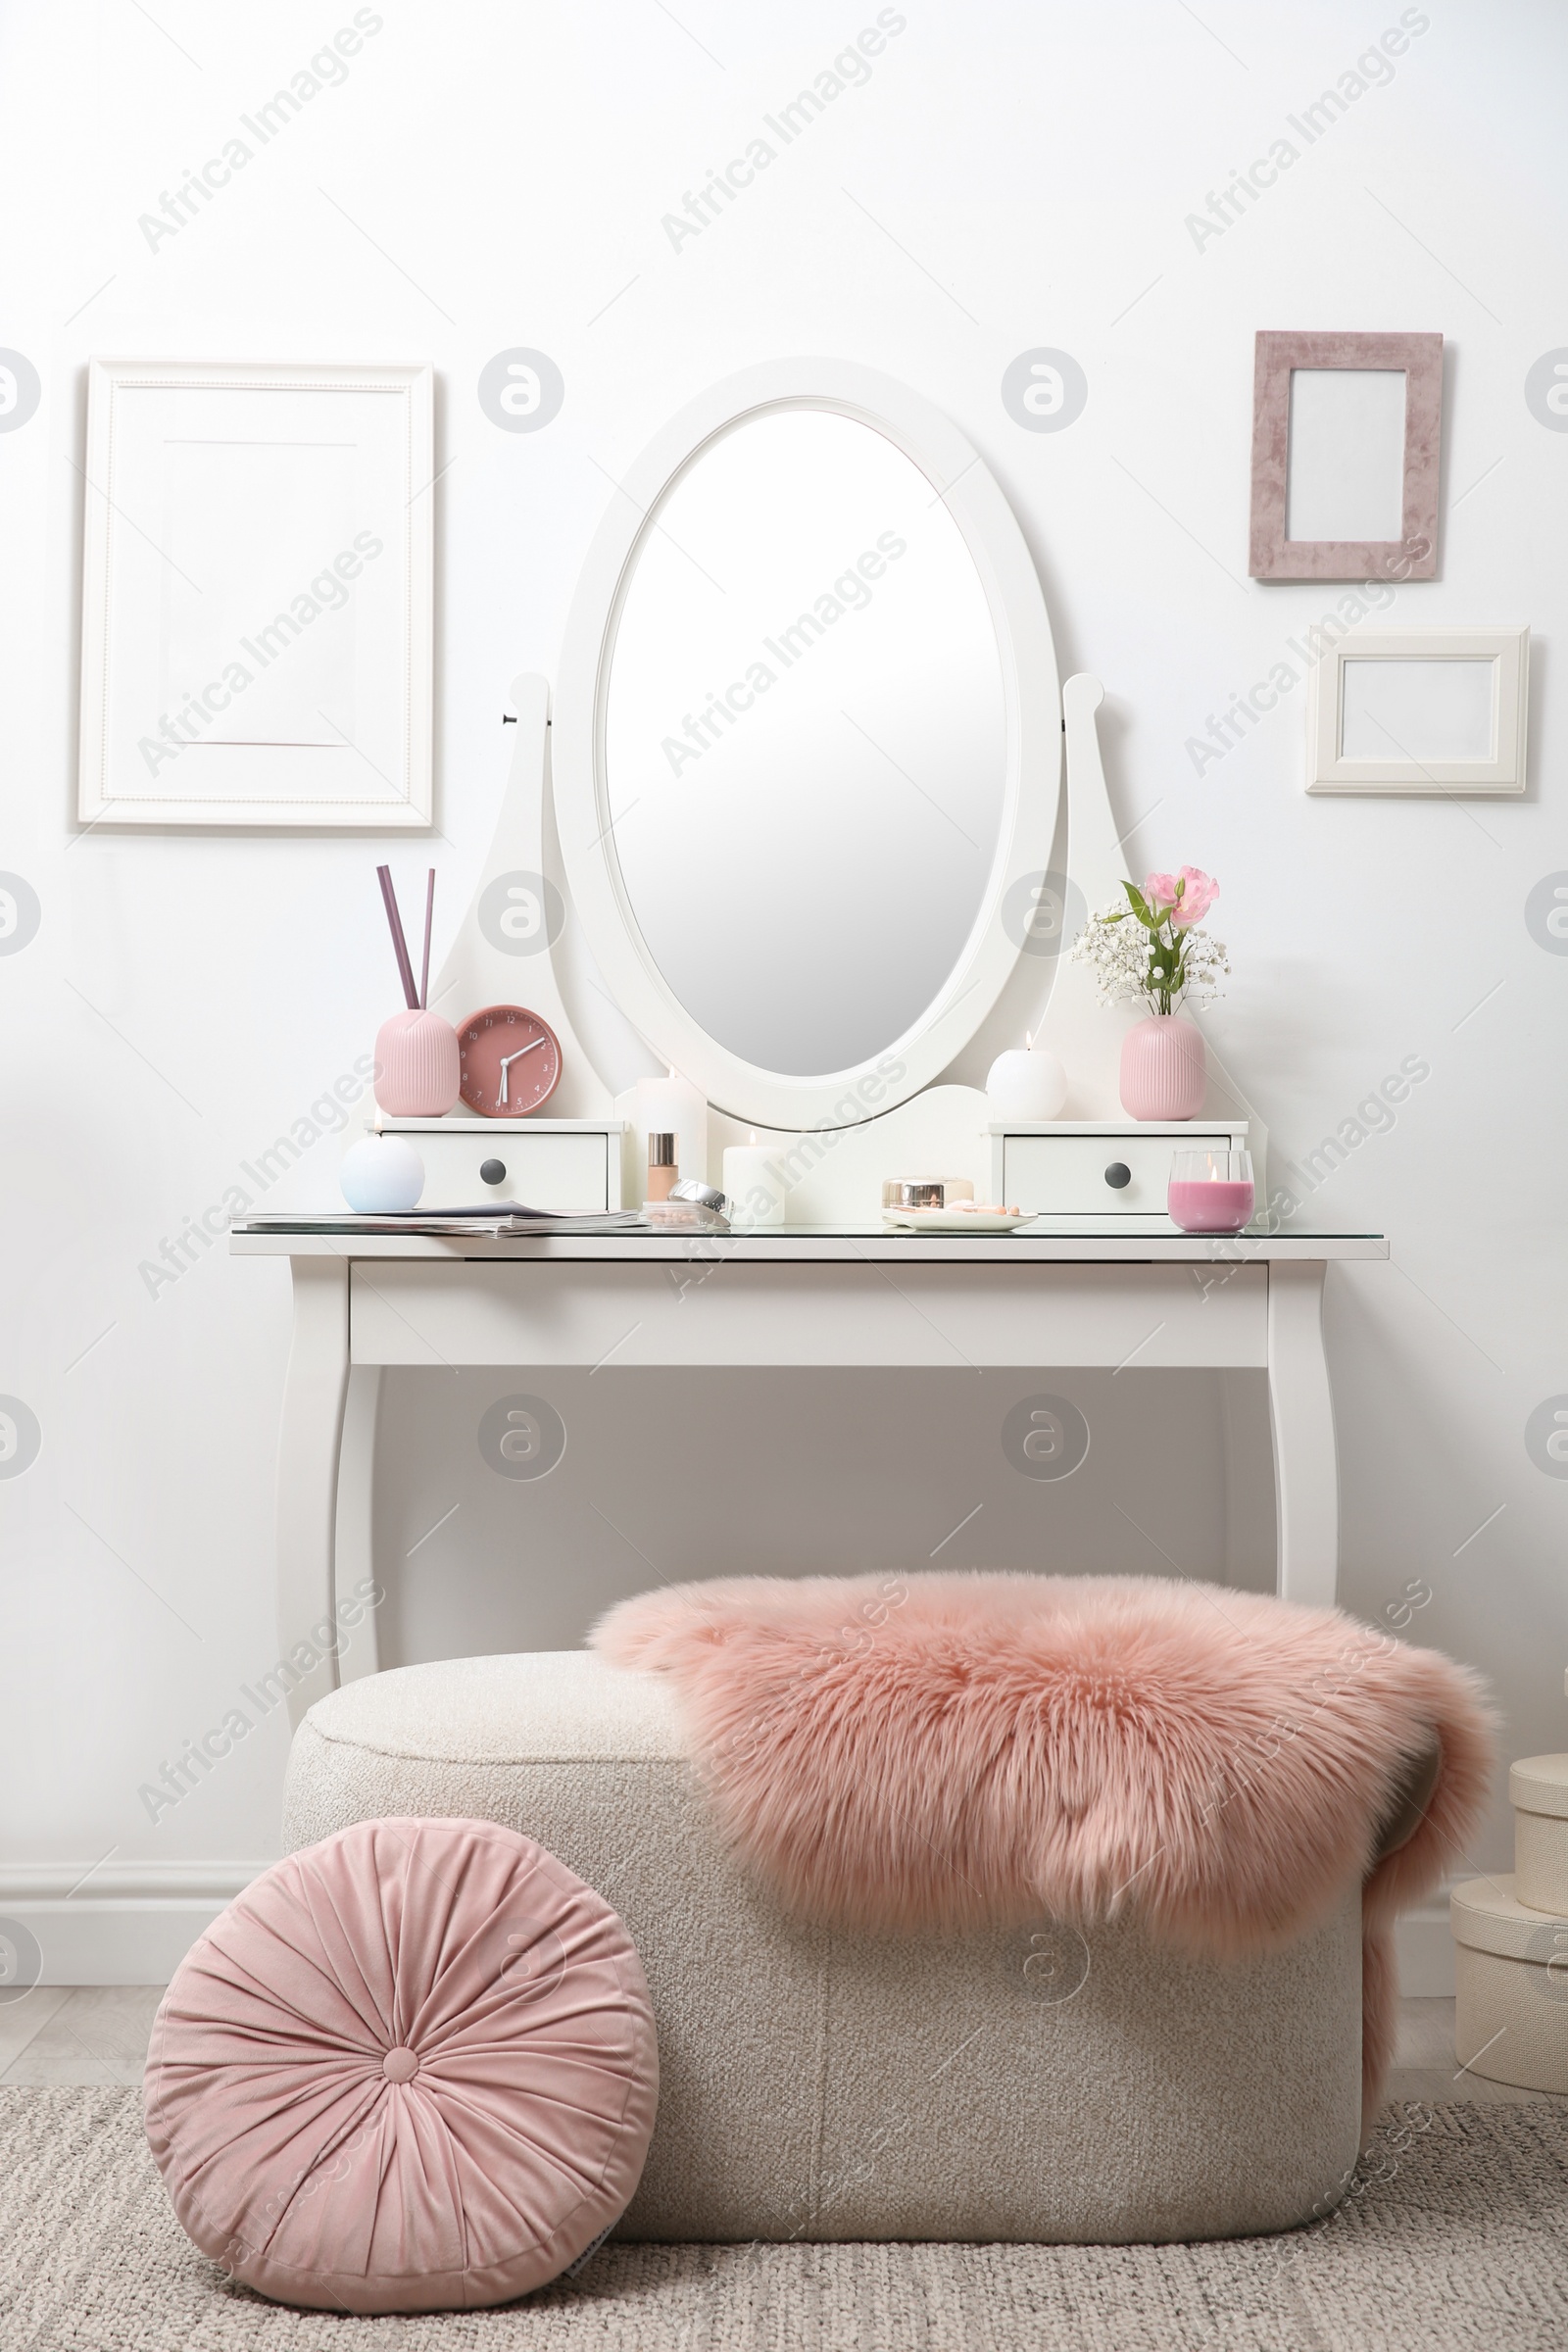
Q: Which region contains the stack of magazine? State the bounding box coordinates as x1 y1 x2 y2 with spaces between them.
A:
232 1204 648 1238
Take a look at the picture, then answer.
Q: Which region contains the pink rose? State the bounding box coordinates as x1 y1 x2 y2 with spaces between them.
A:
1170 865 1218 928
1144 870 1182 913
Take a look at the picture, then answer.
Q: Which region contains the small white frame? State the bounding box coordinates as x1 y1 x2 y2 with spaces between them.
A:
77 358 433 828
1306 625 1529 796
553 358 1061 1132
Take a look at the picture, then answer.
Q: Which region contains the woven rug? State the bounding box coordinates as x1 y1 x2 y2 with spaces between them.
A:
4 2089 1566 2350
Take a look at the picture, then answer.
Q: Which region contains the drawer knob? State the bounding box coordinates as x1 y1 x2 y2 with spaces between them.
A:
479 1158 508 1186
1103 1161 1132 1190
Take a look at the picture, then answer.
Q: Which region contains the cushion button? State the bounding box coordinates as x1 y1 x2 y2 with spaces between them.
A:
382 2046 419 2083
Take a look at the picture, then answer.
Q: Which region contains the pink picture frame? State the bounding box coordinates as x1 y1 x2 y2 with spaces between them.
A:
1249 330 1443 582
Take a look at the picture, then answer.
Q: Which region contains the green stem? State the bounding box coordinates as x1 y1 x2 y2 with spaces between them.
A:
1149 914 1183 1016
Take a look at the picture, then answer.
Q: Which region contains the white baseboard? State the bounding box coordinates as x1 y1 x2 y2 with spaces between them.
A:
0 1863 272 1984
2 1861 1460 1994
1394 1894 1455 1997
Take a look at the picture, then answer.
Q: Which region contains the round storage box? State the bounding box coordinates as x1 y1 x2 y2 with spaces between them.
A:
1510 1754 1568 1914
1451 1874 1568 2094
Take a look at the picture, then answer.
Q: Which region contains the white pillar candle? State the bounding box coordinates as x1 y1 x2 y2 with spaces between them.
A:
722 1139 790 1229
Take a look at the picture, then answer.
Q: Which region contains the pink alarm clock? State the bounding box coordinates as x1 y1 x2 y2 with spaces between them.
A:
456 1004 563 1116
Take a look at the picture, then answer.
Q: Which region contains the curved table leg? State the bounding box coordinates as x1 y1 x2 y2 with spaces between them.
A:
275 1256 350 1730
334 1365 383 1685
1266 1261 1339 1608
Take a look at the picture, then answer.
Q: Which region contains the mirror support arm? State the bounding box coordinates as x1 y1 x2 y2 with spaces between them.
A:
428 673 614 1114
1041 673 1269 1180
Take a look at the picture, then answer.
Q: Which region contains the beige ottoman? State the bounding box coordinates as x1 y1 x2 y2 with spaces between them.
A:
283 1652 1363 2244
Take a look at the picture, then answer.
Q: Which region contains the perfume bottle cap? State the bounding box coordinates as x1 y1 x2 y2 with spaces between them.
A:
648 1132 677 1167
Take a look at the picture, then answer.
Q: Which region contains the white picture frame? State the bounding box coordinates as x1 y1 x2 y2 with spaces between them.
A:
1305 625 1529 796
77 358 433 828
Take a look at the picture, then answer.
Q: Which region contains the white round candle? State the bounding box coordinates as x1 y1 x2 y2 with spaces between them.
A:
985 1033 1068 1122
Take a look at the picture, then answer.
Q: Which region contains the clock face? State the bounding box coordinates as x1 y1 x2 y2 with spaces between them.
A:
456 1004 563 1117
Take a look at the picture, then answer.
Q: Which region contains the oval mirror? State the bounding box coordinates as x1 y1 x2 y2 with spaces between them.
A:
606 409 1004 1077
556 363 1059 1129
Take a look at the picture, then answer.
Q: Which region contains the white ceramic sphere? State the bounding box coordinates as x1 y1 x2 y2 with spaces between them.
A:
339 1133 425 1213
985 1045 1068 1123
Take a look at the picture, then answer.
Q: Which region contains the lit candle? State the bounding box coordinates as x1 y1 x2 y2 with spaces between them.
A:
985 1030 1068 1123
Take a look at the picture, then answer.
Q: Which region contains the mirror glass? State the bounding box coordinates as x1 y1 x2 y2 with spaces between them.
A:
603 407 1005 1076
1286 368 1406 542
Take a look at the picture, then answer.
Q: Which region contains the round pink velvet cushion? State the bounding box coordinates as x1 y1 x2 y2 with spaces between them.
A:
143 1817 659 2314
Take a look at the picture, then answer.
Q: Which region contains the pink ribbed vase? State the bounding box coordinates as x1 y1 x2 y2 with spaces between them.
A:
373 1009 461 1116
1118 1014 1206 1121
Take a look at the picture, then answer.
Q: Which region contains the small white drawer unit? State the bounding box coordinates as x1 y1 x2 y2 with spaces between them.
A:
369 1118 625 1213
989 1121 1251 1218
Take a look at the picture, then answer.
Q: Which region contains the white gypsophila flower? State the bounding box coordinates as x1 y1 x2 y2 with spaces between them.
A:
1069 911 1150 1006
1173 930 1230 1005
1069 904 1230 1015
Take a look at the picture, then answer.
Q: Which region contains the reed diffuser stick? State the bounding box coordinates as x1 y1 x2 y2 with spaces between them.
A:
419 868 435 1010
376 865 418 1009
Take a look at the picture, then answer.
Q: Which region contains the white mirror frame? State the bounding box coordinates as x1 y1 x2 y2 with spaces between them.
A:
554 360 1060 1130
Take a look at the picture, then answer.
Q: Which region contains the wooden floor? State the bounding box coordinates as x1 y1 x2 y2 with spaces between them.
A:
1 1987 1564 2105
0 1985 167 2085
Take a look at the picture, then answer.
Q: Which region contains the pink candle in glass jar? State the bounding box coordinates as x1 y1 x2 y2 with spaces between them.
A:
1168 1149 1254 1234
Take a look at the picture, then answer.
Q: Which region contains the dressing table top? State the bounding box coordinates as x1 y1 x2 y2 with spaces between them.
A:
231 1223 1386 1263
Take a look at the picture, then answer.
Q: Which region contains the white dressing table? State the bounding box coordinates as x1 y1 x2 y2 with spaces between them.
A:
240 358 1388 1730
238 1223 1385 1729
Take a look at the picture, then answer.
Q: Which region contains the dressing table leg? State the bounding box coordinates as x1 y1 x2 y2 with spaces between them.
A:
334 1366 383 1685
1266 1261 1339 1609
275 1256 350 1731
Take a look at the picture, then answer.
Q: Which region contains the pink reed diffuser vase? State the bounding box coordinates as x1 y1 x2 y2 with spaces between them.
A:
374 1008 460 1116
369 864 461 1117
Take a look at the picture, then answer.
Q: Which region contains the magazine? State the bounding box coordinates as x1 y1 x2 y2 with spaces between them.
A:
232 1205 648 1237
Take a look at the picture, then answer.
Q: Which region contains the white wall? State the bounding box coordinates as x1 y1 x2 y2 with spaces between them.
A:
2 1 1565 1976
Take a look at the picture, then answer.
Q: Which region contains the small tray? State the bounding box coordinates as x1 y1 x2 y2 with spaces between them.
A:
881 1208 1037 1235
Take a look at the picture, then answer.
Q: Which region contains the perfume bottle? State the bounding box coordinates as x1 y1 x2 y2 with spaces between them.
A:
646 1132 678 1202
633 1068 708 1190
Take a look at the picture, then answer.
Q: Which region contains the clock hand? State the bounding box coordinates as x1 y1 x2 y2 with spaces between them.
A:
496 1036 547 1106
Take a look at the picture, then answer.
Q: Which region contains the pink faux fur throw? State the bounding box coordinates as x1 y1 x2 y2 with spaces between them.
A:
592 1572 1494 2114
